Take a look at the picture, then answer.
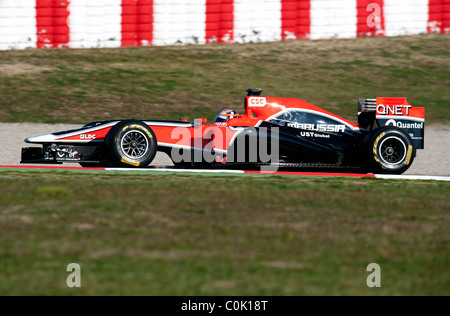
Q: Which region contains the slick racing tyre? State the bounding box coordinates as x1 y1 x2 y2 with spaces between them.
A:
365 126 415 175
105 120 157 168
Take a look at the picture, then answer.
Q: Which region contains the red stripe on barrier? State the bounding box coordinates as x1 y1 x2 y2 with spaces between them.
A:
206 0 220 44
219 0 234 43
282 0 296 40
122 0 153 47
244 170 376 178
281 0 311 40
121 0 138 47
428 0 443 34
441 0 450 34
281 0 292 39
28 1 448 49
36 0 70 48
296 0 311 39
28 2 450 48
137 0 153 46
357 0 385 37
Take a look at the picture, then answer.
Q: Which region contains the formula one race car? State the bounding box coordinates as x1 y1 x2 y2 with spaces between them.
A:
21 88 425 174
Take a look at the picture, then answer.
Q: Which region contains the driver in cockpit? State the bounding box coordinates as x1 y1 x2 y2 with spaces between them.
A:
214 109 240 124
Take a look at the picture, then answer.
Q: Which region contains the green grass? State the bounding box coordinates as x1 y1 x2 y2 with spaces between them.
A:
0 34 449 124
0 171 448 295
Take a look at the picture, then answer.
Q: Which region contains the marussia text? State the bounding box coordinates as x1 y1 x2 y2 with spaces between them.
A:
287 123 345 133
181 300 268 313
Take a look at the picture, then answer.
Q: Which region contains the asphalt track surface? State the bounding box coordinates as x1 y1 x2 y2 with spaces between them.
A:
1 123 449 176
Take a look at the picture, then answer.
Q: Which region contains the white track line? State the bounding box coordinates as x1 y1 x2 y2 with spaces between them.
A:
374 175 450 181
106 168 245 174
105 168 450 181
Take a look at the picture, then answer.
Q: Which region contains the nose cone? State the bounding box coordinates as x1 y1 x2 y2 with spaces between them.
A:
25 133 57 143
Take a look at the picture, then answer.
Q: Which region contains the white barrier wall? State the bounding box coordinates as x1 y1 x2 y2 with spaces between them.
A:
153 0 207 46
0 0 36 50
69 0 122 48
233 0 282 43
0 0 448 50
310 0 357 40
384 0 429 36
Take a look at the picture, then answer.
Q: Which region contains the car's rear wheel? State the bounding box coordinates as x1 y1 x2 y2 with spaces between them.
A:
365 126 415 175
105 120 157 168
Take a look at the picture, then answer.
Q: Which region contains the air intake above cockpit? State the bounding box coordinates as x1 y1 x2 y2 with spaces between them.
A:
246 88 264 96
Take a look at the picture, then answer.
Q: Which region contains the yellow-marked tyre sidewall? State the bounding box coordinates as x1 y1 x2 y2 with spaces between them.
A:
105 120 157 168
368 127 415 175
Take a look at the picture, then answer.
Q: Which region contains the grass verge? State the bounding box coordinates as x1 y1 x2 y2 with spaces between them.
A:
0 170 448 295
0 34 449 124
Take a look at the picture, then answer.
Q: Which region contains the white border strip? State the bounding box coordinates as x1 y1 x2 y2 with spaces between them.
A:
375 175 450 181
106 168 245 174
105 167 450 181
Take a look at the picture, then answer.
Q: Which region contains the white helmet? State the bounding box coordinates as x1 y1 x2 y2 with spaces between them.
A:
215 109 239 123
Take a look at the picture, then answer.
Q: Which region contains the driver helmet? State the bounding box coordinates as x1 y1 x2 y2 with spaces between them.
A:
215 109 240 123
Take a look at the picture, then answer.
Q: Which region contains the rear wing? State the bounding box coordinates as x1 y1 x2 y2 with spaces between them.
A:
358 97 425 149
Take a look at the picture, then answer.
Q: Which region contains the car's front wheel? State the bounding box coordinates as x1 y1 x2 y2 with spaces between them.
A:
104 120 157 168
